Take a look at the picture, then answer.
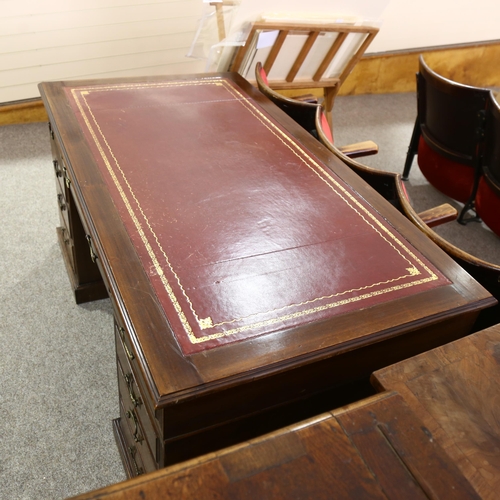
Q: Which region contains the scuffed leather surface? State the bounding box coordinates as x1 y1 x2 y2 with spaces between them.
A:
65 78 450 354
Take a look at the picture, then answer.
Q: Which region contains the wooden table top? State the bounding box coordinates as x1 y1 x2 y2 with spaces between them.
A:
372 323 500 500
38 73 495 408
69 391 479 500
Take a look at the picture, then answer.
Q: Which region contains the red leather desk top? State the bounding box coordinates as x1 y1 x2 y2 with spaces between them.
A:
65 78 449 354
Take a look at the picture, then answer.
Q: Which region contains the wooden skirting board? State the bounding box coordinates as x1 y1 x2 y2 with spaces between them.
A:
2 40 500 126
0 98 48 126
282 40 500 99
340 39 500 95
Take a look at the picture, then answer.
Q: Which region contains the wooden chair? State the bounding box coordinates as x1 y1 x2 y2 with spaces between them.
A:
316 108 499 331
398 180 500 333
315 106 455 225
475 91 500 237
255 61 320 137
402 56 490 224
231 21 379 129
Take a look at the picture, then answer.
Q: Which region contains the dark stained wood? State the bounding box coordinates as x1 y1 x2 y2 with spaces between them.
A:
402 55 490 223
49 122 108 303
372 323 500 500
38 73 495 473
315 109 500 333
69 392 479 500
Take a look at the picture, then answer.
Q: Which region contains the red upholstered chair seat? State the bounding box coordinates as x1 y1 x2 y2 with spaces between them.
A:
259 66 268 85
319 108 334 143
417 136 475 204
475 177 500 237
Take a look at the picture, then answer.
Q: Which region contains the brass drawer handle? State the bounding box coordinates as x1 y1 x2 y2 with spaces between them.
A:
61 227 70 245
85 234 98 263
126 409 144 443
119 327 135 361
62 166 71 189
127 446 144 476
57 193 67 211
53 160 62 177
124 372 142 408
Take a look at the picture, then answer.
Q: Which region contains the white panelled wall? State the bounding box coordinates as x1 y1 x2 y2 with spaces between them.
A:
1 0 499 103
0 0 207 103
368 0 500 53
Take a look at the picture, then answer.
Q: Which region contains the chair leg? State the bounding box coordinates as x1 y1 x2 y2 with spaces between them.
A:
457 199 481 224
402 119 421 181
457 167 482 225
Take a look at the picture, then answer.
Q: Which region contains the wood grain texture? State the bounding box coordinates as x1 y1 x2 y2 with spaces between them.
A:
339 42 500 96
372 323 500 500
39 72 496 469
69 392 479 499
277 41 500 100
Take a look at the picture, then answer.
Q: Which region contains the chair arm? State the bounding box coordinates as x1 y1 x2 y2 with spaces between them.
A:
338 141 378 159
417 203 458 227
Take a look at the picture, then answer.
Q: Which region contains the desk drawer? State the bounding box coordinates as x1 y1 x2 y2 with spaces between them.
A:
55 177 71 234
114 316 163 454
117 356 158 468
119 394 157 475
118 398 155 477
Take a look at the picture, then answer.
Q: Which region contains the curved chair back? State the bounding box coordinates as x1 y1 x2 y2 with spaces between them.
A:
403 56 490 223
255 62 320 137
400 199 500 332
317 106 499 330
316 107 401 206
475 92 500 237
418 57 489 165
482 92 500 187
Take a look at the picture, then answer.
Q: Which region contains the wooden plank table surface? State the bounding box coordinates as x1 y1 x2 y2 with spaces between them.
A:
69 391 479 500
372 323 500 500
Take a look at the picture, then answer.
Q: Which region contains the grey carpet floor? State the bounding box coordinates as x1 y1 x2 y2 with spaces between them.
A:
0 92 498 500
0 122 126 500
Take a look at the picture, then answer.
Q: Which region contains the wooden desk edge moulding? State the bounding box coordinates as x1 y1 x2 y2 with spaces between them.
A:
39 72 496 471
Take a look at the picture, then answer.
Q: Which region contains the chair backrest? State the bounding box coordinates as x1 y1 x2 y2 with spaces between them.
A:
400 194 500 332
482 91 500 190
316 104 499 330
474 91 500 237
315 107 400 205
417 55 489 166
255 61 320 136
232 21 378 124
318 119 499 329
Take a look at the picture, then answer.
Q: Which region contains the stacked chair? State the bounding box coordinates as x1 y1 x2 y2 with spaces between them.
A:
315 107 458 226
475 91 500 237
403 55 500 237
253 57 499 331
314 106 500 332
402 56 490 224
399 56 500 329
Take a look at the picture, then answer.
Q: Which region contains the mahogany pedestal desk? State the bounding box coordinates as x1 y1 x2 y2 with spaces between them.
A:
373 323 500 500
69 392 479 500
38 73 495 476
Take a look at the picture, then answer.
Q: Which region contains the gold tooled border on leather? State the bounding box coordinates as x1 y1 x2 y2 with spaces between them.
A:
69 79 442 347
